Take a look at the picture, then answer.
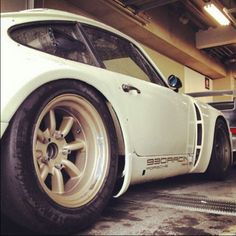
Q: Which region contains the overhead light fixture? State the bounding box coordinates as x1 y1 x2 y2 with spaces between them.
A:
204 3 230 26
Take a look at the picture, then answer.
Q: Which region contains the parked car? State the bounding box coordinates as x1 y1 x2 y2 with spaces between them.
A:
1 9 233 234
187 90 236 164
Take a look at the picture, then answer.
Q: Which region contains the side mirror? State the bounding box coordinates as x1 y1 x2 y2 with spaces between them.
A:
168 75 182 92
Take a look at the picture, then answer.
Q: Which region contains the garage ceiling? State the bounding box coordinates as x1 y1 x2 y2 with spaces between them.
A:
119 0 236 67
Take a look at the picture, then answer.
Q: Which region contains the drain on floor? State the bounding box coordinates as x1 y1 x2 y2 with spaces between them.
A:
155 193 236 216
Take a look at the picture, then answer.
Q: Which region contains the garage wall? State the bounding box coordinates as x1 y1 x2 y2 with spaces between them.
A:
1 0 27 12
213 72 235 101
1 0 92 17
213 73 234 90
184 67 213 103
41 0 92 18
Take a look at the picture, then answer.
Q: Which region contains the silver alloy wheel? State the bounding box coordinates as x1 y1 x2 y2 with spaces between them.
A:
33 94 110 208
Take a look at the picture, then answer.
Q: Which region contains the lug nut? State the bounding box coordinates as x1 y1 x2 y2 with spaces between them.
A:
55 164 63 170
54 131 63 139
62 148 71 155
42 156 50 163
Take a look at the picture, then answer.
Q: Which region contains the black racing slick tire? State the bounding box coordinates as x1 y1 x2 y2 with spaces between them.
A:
206 118 232 180
1 80 118 235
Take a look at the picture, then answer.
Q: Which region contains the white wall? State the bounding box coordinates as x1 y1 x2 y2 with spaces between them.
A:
184 67 213 103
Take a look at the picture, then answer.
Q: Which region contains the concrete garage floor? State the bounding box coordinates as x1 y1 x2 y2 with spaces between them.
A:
1 166 236 235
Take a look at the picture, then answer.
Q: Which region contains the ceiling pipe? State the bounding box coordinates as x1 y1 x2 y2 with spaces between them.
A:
227 7 236 13
123 0 142 6
104 0 149 25
223 8 236 29
184 0 217 28
135 0 178 14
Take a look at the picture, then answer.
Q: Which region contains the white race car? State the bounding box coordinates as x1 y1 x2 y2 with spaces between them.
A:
1 9 233 234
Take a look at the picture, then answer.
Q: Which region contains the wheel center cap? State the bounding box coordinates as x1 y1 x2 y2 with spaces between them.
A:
47 142 58 160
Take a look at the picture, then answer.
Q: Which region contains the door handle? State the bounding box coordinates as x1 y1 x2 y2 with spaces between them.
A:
122 84 141 94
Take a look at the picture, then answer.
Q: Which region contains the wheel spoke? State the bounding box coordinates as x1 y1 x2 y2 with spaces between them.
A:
35 148 43 160
46 109 56 134
64 140 85 151
40 164 49 182
62 159 81 178
43 128 51 141
59 116 74 137
35 140 47 155
52 168 64 194
37 129 45 143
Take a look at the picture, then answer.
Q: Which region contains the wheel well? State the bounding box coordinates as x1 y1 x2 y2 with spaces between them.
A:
216 115 233 163
217 116 229 131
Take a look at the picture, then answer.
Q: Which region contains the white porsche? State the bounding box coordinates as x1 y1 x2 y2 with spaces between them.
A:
1 9 233 234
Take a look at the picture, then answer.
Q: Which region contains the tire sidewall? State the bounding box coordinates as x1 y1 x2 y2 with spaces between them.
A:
206 119 232 180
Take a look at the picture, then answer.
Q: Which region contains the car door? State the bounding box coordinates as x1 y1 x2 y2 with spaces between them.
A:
82 25 196 158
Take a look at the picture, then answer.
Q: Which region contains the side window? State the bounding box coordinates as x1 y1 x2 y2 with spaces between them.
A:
83 26 165 85
10 22 96 66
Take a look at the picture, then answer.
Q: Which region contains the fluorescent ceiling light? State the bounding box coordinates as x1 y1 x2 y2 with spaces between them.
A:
204 3 230 26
